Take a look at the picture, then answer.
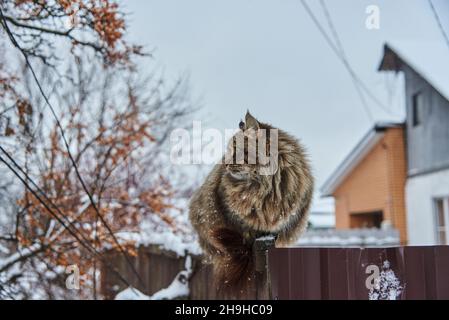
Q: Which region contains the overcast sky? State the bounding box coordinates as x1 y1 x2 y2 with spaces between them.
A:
123 0 449 197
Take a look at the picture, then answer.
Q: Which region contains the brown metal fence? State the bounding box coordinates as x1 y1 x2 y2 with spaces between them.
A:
102 243 449 300
100 242 271 300
269 246 449 300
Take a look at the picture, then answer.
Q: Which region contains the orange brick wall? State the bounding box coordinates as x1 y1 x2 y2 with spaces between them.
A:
333 127 408 244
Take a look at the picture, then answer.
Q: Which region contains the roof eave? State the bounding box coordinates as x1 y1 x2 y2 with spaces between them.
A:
378 42 449 101
378 44 403 72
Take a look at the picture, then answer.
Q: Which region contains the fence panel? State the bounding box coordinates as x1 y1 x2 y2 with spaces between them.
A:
100 242 269 300
268 246 449 300
102 244 449 300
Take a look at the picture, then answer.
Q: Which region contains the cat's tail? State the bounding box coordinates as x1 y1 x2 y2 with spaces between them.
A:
209 228 253 291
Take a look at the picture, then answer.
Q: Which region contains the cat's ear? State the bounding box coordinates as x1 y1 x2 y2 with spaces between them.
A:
245 111 260 130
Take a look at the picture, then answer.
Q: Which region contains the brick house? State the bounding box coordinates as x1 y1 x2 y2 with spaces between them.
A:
321 41 449 246
320 123 408 244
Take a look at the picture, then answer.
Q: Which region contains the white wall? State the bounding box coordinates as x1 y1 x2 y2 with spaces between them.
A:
406 169 449 245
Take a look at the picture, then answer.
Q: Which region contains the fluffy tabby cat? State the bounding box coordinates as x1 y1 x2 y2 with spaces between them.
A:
189 111 313 289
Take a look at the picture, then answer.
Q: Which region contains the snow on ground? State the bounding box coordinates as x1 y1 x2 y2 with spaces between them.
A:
150 272 190 300
115 256 192 300
114 287 150 300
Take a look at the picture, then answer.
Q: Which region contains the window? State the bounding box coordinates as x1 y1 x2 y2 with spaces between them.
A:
435 198 449 245
412 92 423 126
350 211 383 229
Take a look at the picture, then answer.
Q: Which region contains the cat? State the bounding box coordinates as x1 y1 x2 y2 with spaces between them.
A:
189 111 313 290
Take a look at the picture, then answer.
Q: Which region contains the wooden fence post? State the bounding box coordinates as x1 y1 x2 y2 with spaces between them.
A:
253 236 276 300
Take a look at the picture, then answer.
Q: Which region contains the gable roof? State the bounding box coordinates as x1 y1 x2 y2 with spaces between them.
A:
378 41 449 101
320 122 403 197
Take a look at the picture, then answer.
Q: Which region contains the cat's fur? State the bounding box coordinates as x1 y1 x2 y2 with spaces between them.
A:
189 111 313 290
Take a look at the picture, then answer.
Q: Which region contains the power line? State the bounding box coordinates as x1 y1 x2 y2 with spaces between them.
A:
319 0 345 58
0 147 135 290
320 0 397 117
317 0 373 123
318 0 395 117
428 0 449 51
0 154 146 301
301 0 397 120
0 7 144 287
0 146 95 246
299 0 372 122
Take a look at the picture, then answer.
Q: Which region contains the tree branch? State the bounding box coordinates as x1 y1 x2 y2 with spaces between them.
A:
1 14 104 53
2 14 72 37
0 243 46 274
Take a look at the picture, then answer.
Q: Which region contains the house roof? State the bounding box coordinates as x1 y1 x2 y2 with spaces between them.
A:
378 41 449 101
296 228 400 247
320 122 403 197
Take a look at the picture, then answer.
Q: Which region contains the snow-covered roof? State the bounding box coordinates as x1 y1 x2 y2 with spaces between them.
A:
296 228 400 248
320 122 402 197
379 41 449 101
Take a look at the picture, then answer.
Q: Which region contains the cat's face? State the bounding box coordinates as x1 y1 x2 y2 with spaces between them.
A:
224 112 277 181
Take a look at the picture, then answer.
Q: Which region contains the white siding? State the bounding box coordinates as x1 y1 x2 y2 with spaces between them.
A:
406 169 449 245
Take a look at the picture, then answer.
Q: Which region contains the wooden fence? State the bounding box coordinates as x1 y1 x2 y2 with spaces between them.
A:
101 243 449 300
100 238 273 300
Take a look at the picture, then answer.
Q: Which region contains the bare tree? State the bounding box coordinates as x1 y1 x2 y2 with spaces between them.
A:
0 1 197 299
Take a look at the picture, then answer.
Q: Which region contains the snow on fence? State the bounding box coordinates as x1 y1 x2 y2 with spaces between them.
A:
101 239 273 300
102 241 449 300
